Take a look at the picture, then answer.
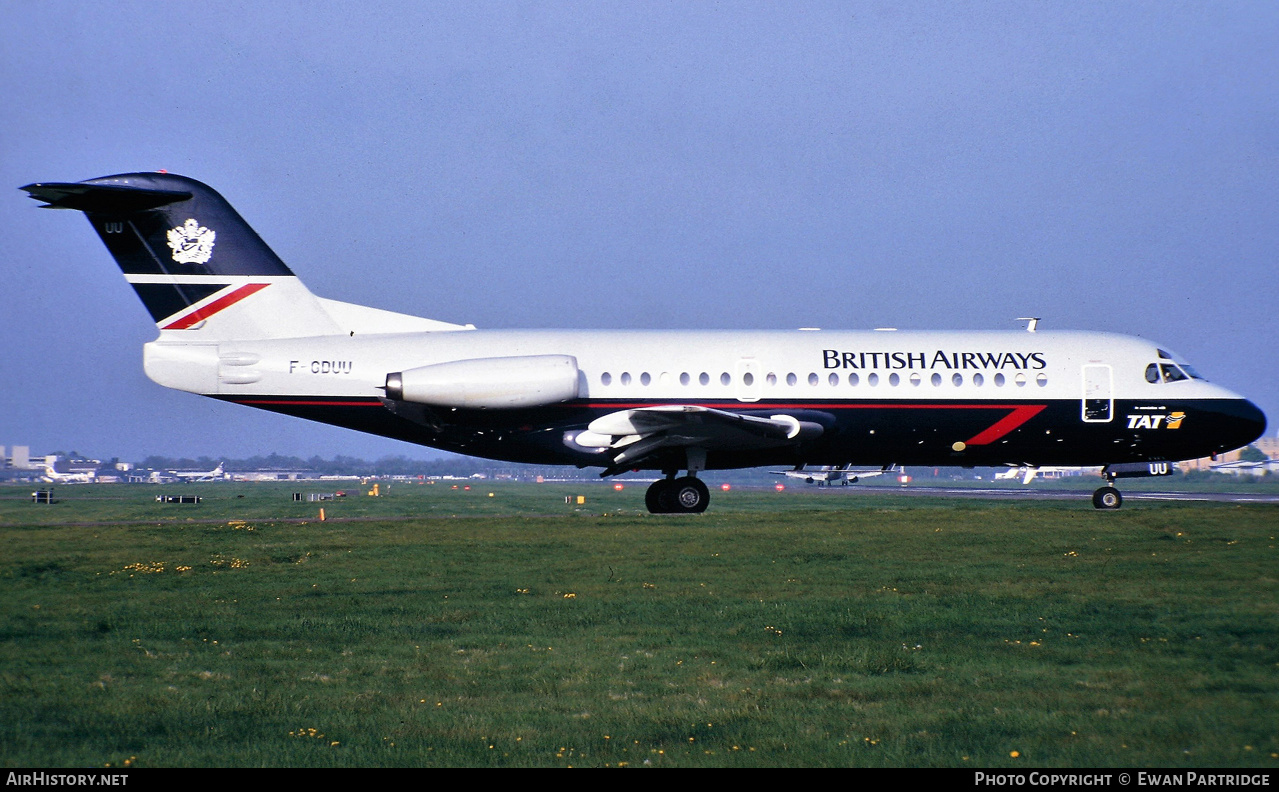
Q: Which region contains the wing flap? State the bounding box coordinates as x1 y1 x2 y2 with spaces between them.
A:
587 405 815 442
581 405 824 471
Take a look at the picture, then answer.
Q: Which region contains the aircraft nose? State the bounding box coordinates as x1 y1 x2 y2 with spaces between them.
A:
1224 398 1267 450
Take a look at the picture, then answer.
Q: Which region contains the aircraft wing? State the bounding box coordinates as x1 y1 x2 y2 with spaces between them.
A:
769 468 829 481
574 405 823 471
845 468 888 480
768 464 895 483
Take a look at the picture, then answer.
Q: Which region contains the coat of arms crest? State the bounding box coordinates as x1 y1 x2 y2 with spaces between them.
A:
166 218 216 265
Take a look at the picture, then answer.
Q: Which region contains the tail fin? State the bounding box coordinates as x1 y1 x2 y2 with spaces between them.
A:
22 173 340 339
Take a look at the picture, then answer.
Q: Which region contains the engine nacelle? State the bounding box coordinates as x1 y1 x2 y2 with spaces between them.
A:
385 354 579 409
768 414 825 441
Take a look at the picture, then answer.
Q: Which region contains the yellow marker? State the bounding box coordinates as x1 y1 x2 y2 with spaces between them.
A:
319 508 326 521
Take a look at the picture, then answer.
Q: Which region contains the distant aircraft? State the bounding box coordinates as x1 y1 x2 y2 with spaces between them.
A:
22 173 1267 513
167 462 224 481
40 464 95 484
993 465 1100 484
771 464 899 486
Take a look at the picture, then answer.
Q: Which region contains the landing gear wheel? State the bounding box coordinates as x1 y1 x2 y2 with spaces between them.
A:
670 476 710 513
645 477 710 513
645 480 674 513
1092 486 1122 510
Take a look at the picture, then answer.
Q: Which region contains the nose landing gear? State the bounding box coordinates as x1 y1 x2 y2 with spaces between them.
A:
1092 486 1123 510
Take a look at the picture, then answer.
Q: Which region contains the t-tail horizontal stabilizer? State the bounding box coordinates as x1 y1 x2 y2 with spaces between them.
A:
21 172 342 339
23 172 470 340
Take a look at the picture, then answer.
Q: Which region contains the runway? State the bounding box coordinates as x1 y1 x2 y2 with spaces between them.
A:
803 484 1279 505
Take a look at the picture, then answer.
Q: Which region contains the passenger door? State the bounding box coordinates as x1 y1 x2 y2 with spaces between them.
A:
1081 364 1113 423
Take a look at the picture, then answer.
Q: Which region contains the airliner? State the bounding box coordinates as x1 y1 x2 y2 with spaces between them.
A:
993 465 1100 484
770 464 899 486
40 464 96 484
22 173 1267 513
167 462 225 481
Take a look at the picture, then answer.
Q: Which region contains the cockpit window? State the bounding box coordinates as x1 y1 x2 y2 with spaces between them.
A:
1160 364 1189 383
1148 350 1207 383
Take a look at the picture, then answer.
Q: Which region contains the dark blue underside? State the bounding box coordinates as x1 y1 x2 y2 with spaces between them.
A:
211 395 1266 471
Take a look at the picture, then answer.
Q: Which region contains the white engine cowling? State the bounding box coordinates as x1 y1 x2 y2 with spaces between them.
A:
385 355 579 409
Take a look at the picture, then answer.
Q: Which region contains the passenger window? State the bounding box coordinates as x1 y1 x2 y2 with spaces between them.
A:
973 373 984 387
889 373 900 386
721 372 731 386
848 373 859 386
952 373 963 386
909 373 921 386
1036 374 1048 387
808 373 819 386
786 373 797 386
1014 373 1027 387
621 372 632 385
699 372 710 386
828 373 839 386
680 372 690 386
1145 364 1160 384
994 373 1005 387
640 372 651 386
766 373 777 386
743 372 754 386
868 373 879 386
931 373 942 386
601 372 612 386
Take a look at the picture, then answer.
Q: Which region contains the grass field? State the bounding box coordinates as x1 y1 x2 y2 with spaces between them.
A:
1 481 1276 767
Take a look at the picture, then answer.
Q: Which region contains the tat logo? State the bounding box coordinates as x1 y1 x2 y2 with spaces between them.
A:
166 218 216 265
1126 412 1185 430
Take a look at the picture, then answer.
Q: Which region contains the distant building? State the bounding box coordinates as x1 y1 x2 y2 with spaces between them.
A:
1178 447 1244 472
5 446 53 470
1180 432 1279 472
8 445 32 470
1209 459 1279 477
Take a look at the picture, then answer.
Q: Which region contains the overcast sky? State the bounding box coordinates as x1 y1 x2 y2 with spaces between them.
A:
1 2 1276 462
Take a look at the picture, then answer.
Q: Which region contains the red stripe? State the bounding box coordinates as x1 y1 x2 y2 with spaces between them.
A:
162 283 270 330
228 397 1047 444
583 402 1040 411
233 399 380 407
962 404 1047 445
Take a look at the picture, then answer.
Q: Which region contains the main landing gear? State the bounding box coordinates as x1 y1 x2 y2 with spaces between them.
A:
645 476 710 514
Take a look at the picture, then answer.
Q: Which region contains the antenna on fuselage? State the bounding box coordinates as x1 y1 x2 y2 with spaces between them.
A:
1016 317 1040 333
